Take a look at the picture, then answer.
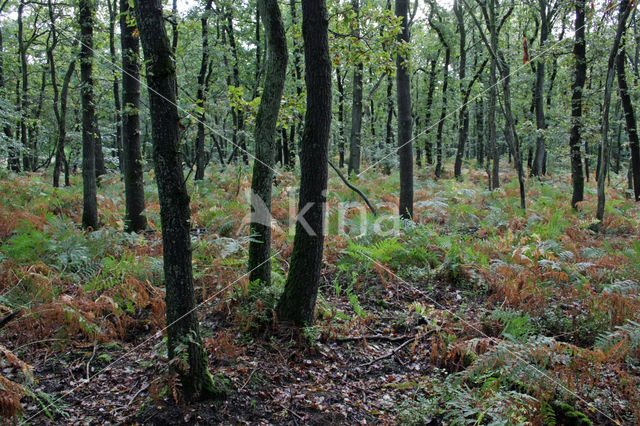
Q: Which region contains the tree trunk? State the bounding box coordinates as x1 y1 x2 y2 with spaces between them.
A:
135 0 221 401
248 0 288 285
121 0 147 232
569 0 586 209
616 12 640 201
195 0 213 181
384 71 394 174
475 97 484 166
336 68 346 168
435 47 449 179
107 0 122 171
277 0 332 326
347 0 363 177
596 0 632 227
1 26 19 172
423 56 437 165
18 0 31 172
79 0 99 229
396 0 413 219
453 0 467 179
532 0 549 177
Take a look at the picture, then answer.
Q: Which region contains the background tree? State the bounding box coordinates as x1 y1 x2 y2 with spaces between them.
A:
396 0 413 219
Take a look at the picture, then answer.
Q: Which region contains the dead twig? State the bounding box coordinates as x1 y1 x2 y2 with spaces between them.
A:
335 334 415 343
86 341 98 380
360 337 416 368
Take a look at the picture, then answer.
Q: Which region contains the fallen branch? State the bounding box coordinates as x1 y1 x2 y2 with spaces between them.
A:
360 337 416 368
328 160 377 216
335 334 414 343
0 310 22 330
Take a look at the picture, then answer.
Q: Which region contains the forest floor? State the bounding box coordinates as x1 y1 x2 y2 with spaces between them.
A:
1 164 639 425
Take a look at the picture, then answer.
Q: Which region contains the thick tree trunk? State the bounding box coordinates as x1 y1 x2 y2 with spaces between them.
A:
569 0 586 209
596 0 632 226
79 0 99 229
396 0 413 219
135 0 220 400
121 0 147 232
616 16 640 201
277 0 332 326
195 0 214 181
248 0 288 285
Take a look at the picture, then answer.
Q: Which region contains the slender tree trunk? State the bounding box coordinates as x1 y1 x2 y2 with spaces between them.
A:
1 26 19 172
248 0 288 285
569 0 586 209
475 97 484 166
616 13 640 201
336 68 346 168
453 0 467 179
121 0 147 232
107 0 122 171
18 0 31 172
135 0 221 401
396 0 413 219
195 0 213 181
423 56 437 165
435 47 449 179
95 124 106 178
384 72 394 174
79 0 99 229
347 0 363 177
277 0 332 326
596 0 632 227
532 0 549 177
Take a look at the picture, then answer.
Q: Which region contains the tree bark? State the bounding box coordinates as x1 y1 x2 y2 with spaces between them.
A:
423 56 437 165
596 0 632 227
79 0 99 229
569 0 586 209
1 24 19 172
532 0 549 177
135 0 220 400
121 0 147 232
195 0 213 180
336 68 346 168
248 0 288 285
107 0 122 171
435 46 449 179
616 7 640 201
453 0 467 179
396 0 413 219
347 0 363 177
277 0 332 326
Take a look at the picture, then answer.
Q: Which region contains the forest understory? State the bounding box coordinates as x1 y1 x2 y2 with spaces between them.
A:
1 164 639 425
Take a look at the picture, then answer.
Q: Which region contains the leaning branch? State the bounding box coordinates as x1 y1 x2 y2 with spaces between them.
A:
328 160 377 216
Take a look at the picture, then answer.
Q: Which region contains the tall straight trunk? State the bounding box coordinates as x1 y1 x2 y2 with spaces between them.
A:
532 0 549 177
497 52 525 209
226 12 248 165
47 0 74 187
384 72 394 174
195 0 213 180
336 68 346 168
453 0 467 179
79 0 99 229
18 0 31 172
277 0 332 326
396 0 413 219
135 0 220 401
347 0 363 177
616 10 640 201
475 97 484 166
95 123 106 177
107 0 122 170
596 0 632 226
248 0 288 285
289 0 303 168
348 62 364 176
0 26 19 172
424 56 437 165
435 47 450 179
121 0 147 232
569 0 586 209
